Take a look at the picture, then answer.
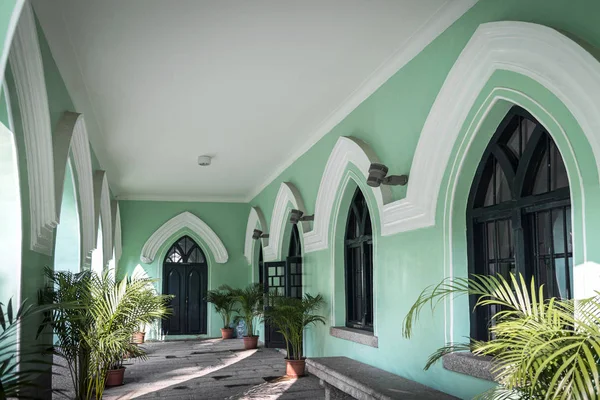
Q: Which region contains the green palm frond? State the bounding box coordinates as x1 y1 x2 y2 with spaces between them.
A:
263 293 325 360
206 288 239 328
403 273 600 399
0 298 56 399
225 284 264 336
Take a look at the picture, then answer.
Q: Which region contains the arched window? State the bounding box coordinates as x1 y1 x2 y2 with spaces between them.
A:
289 223 301 258
162 236 208 335
344 188 373 331
467 106 572 341
258 245 264 284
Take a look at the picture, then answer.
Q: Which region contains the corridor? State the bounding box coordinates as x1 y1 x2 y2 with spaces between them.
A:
54 339 324 399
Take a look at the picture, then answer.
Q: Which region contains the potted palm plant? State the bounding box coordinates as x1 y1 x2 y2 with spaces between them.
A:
225 283 264 350
403 273 600 399
263 293 325 377
40 268 95 400
84 271 171 396
206 287 238 339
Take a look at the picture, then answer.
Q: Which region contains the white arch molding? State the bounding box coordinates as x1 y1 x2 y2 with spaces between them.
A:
306 22 600 254
262 182 310 261
53 112 95 267
93 170 113 268
303 137 392 253
9 1 56 255
140 211 228 264
244 206 267 264
408 21 600 235
111 200 122 264
0 1 24 88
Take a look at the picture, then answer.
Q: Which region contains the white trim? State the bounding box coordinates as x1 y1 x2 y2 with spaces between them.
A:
304 137 391 253
116 193 246 203
70 116 95 266
0 0 24 87
307 22 600 253
244 206 267 264
244 0 478 202
111 200 122 263
93 170 113 268
140 211 228 264
263 182 309 261
408 21 600 234
52 112 80 220
9 1 56 255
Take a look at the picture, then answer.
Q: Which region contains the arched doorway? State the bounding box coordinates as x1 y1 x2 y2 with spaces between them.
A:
264 223 303 348
162 236 208 335
467 106 572 341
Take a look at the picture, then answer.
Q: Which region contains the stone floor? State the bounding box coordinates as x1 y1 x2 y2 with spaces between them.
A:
53 339 325 399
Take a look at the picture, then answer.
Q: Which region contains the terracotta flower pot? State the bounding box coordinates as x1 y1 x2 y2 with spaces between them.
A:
221 328 234 339
131 331 145 344
243 335 258 350
285 358 306 378
105 367 125 387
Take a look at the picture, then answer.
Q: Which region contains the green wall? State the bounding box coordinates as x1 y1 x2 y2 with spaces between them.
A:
118 200 251 339
248 0 600 398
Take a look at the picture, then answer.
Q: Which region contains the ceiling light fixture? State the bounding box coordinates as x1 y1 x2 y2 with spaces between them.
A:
289 209 314 224
252 229 269 240
367 163 408 187
198 155 212 166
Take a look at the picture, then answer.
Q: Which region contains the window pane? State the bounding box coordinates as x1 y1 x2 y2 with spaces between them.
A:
552 208 565 254
533 143 550 195
487 222 496 260
498 219 513 259
507 123 521 158
495 162 512 203
551 142 569 190
554 257 568 299
536 211 550 256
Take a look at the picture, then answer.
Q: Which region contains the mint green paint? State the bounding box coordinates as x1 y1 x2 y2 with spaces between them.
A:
248 0 600 397
54 161 80 273
118 201 251 339
0 0 19 85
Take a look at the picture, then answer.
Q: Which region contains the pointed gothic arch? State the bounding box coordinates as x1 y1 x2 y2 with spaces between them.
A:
140 211 228 264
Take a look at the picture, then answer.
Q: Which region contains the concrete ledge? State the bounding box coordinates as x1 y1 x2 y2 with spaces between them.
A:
442 352 496 382
330 327 378 348
307 356 458 400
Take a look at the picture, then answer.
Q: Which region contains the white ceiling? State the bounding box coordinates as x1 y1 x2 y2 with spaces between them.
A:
33 0 475 202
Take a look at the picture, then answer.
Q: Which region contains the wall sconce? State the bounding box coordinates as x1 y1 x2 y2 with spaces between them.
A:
252 229 269 240
367 163 408 187
289 209 314 224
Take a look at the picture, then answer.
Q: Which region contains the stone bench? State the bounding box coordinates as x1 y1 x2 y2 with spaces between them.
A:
306 357 458 400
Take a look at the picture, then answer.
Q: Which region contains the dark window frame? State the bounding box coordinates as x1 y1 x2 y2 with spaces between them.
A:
467 106 572 341
344 188 374 332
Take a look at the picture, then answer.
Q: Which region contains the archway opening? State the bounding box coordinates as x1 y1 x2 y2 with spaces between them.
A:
54 161 80 273
162 236 208 335
0 120 21 307
91 217 103 275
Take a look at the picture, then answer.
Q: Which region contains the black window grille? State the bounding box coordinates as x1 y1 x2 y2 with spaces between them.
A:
344 188 374 331
164 235 206 264
467 106 572 341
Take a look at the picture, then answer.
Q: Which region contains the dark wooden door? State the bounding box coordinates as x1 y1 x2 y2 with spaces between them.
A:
161 236 208 335
163 264 207 335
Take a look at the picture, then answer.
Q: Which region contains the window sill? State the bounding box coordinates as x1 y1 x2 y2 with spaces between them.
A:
442 352 497 382
330 326 378 348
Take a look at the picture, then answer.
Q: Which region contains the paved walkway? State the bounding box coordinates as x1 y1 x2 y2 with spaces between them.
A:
54 339 324 399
